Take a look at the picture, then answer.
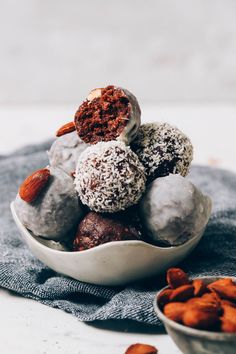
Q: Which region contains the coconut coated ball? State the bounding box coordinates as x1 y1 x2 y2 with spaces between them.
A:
132 122 193 183
74 141 146 213
48 131 87 175
15 167 83 240
139 174 212 246
74 85 141 145
73 210 142 251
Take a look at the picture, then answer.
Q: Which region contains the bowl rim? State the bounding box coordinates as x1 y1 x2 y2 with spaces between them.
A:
10 201 204 255
154 276 236 340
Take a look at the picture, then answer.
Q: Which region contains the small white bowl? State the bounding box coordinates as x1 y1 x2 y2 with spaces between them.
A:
154 277 236 354
11 201 205 286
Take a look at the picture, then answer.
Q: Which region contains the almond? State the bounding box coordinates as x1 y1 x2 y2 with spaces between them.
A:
19 168 50 203
161 270 236 332
187 298 220 315
208 284 236 302
183 309 219 330
221 300 236 308
208 278 234 288
163 302 185 323
221 318 236 333
221 303 236 324
158 289 173 309
167 268 190 289
125 343 158 354
169 284 194 302
56 121 76 137
201 292 221 303
193 279 207 297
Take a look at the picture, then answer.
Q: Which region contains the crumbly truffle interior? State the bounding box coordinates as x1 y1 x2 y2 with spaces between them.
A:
75 86 131 144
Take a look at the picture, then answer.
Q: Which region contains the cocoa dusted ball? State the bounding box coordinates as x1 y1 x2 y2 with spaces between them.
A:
74 141 146 213
73 211 142 251
74 85 141 145
132 122 193 183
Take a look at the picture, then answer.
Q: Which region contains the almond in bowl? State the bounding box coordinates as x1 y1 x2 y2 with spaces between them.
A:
154 268 236 354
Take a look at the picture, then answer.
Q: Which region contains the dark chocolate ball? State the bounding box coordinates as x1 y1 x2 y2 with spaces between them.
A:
73 210 142 251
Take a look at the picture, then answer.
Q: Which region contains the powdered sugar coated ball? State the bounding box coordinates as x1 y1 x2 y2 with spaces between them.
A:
15 167 84 240
132 122 193 183
48 131 87 175
74 141 146 213
139 174 212 246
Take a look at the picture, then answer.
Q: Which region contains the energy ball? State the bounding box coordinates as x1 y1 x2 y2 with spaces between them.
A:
139 174 212 246
15 167 84 240
74 85 141 145
74 141 146 213
73 210 142 251
48 131 87 175
132 122 193 183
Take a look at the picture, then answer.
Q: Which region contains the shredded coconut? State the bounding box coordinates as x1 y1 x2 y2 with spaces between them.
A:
74 141 146 213
132 122 193 183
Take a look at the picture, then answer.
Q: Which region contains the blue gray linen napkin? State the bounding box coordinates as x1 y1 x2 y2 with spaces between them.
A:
0 141 236 325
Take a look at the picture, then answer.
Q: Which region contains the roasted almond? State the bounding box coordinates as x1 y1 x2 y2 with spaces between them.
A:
19 168 50 203
201 292 221 304
187 298 220 315
193 279 207 297
158 289 173 309
161 270 236 332
208 284 236 302
125 343 158 354
56 121 76 137
208 278 234 288
163 302 185 323
221 300 236 308
169 284 194 302
221 318 236 333
183 309 219 330
221 303 236 324
167 268 190 289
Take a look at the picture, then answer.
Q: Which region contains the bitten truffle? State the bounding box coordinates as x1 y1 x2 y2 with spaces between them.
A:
15 167 84 240
48 131 87 175
73 210 142 251
74 85 141 145
132 122 193 183
74 141 146 213
139 174 212 246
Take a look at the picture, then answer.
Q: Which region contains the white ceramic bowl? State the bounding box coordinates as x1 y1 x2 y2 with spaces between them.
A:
11 201 205 286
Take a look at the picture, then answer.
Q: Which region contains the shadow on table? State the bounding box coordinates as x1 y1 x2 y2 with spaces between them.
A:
86 319 166 334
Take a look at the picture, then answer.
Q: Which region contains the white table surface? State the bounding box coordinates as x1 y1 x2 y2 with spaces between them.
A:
1 104 235 354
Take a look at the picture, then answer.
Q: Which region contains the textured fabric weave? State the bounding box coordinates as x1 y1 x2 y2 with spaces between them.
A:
0 141 236 325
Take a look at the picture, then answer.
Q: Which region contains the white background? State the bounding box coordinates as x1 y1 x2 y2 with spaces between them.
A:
0 0 236 105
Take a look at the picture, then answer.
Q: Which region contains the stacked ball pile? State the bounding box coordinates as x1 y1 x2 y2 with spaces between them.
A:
15 85 212 251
